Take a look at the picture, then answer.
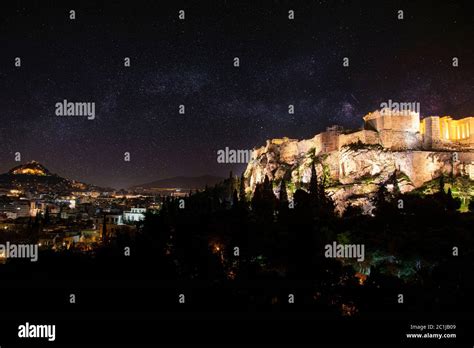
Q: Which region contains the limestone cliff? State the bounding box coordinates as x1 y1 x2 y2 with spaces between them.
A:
244 137 474 214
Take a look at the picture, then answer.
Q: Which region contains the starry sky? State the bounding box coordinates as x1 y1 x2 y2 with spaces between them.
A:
0 0 473 188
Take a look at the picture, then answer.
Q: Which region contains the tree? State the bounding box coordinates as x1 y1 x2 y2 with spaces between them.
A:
309 162 319 199
439 175 445 194
468 199 474 213
232 189 239 207
239 172 246 201
388 170 401 197
226 171 235 203
251 175 276 220
44 206 50 225
279 179 288 204
445 188 461 212
277 179 290 220
371 181 391 216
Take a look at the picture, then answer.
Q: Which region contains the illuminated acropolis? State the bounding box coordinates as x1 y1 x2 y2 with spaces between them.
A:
421 116 474 149
11 168 47 176
247 108 474 196
9 161 49 176
358 109 474 151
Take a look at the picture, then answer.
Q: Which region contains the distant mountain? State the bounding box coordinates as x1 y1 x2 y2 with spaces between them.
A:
130 175 225 190
0 161 105 193
8 161 52 176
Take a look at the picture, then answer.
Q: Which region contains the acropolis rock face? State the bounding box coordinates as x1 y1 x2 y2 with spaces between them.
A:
244 109 474 214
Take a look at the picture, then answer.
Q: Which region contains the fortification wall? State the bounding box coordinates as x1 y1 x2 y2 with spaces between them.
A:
338 130 380 148
379 130 422 150
311 134 323 155
364 113 385 132
362 111 421 149
401 151 474 186
364 111 419 132
422 116 441 148
321 130 339 152
390 114 420 132
364 130 381 145
338 149 474 187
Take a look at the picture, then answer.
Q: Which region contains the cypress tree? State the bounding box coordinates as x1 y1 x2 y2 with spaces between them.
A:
239 172 246 201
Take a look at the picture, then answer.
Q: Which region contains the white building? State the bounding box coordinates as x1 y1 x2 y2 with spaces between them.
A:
123 207 146 222
0 200 30 218
93 214 123 226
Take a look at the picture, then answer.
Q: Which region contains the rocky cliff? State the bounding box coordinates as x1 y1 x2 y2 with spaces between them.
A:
244 137 474 214
0 161 106 194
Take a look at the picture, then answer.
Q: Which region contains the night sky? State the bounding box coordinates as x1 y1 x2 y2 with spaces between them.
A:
0 0 473 188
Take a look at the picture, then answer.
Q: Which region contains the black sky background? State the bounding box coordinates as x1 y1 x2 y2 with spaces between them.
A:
0 0 473 188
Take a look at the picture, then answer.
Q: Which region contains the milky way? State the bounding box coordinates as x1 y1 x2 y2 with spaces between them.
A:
0 1 473 188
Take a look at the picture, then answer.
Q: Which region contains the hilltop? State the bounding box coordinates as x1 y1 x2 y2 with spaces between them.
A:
243 109 474 213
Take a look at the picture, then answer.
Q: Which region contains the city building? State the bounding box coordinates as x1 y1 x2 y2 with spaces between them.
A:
123 207 146 222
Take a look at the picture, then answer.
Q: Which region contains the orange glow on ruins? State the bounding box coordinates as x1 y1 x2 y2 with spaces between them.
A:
12 168 47 176
421 116 473 141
